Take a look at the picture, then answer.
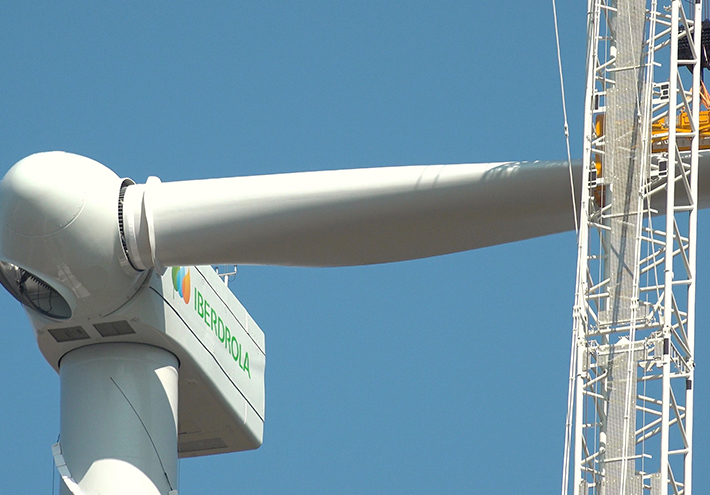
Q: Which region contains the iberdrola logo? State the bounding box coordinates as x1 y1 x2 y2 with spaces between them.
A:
172 267 191 304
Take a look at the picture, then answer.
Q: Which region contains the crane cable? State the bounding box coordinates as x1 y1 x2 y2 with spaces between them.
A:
552 0 579 235
551 2 578 495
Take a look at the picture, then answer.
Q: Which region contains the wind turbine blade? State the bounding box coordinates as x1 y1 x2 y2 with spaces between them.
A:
123 160 582 269
122 154 710 269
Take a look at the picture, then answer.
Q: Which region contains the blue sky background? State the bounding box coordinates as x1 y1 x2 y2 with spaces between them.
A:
1 2 709 493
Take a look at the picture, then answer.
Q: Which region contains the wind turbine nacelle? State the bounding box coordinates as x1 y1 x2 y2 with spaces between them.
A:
0 153 265 456
28 265 266 457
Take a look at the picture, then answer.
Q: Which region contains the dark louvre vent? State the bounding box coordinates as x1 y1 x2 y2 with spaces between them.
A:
48 326 90 343
94 320 136 337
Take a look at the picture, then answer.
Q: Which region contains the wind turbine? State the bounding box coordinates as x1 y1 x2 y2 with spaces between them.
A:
6 2 703 494
0 151 586 494
2 142 710 495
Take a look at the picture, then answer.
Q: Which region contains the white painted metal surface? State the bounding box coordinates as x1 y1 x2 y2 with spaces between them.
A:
564 1 701 493
59 343 178 495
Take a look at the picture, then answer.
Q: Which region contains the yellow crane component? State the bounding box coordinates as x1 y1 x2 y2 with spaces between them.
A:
651 109 710 152
592 109 710 181
589 110 710 207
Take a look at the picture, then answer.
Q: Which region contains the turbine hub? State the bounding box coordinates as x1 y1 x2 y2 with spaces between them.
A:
0 152 145 320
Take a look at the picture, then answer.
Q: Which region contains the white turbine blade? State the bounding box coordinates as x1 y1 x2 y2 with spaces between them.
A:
122 160 582 269
122 152 710 269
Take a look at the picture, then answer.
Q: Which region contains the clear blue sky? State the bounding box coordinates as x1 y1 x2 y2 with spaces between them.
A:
1 2 709 494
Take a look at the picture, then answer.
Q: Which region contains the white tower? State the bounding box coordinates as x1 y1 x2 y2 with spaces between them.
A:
563 0 703 493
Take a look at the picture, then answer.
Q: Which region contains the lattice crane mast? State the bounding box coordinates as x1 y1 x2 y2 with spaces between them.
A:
563 0 704 493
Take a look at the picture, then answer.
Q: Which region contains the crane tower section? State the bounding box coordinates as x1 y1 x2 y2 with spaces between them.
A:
565 1 703 494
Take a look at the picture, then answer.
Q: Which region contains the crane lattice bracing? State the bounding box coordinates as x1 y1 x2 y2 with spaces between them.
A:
563 1 702 494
